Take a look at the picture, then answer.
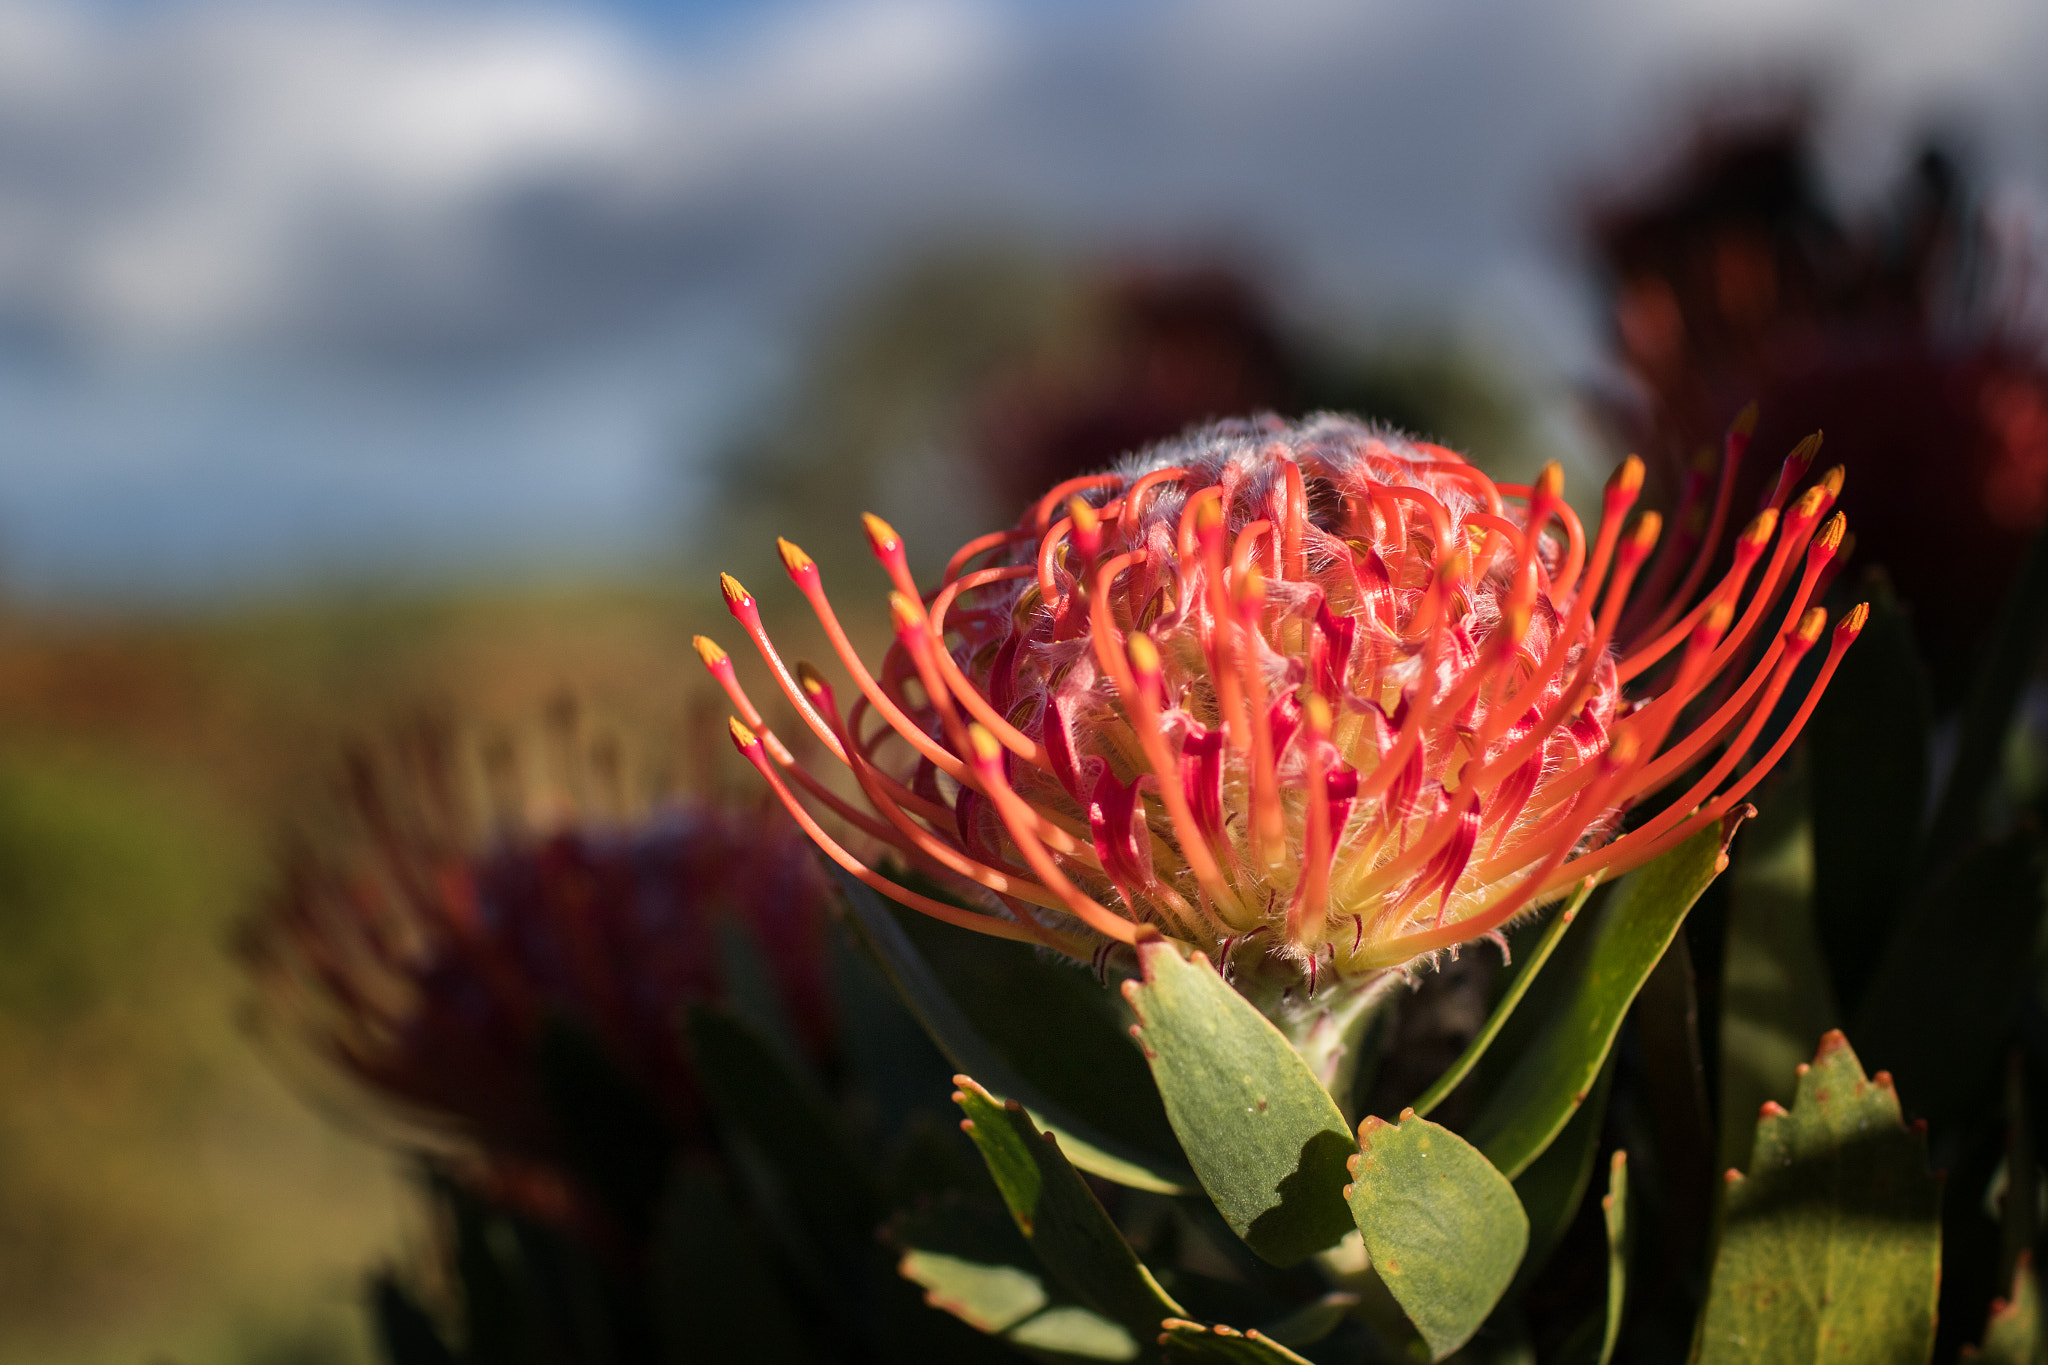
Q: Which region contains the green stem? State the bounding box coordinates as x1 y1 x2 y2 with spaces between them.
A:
1410 877 1602 1118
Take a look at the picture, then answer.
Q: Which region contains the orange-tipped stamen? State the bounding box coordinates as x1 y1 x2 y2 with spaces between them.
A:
964 726 1138 944
1123 632 1248 924
862 513 922 602
694 634 763 729
1763 432 1822 513
721 571 849 763
1617 506 1778 683
1234 568 1287 869
728 718 1063 949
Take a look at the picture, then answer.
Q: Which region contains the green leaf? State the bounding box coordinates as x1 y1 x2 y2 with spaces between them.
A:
1344 1108 1529 1361
834 868 1195 1193
1250 1293 1359 1349
1157 1320 1316 1363
952 1074 1185 1335
1510 1053 1615 1292
1597 1150 1628 1365
1965 1255 2045 1365
685 1003 876 1254
652 1155 811 1365
1718 761 1839 1174
369 1275 458 1365
1410 877 1599 1120
2004 1053 2040 1302
1851 824 2047 1131
892 1198 1141 1362
1694 1030 1943 1365
903 1246 1046 1333
1808 574 1929 1015
1467 823 1733 1178
1124 938 1357 1265
1008 1309 1145 1361
1925 517 2048 867
534 1017 672 1237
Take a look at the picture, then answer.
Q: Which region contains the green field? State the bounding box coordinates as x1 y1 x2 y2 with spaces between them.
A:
0 580 732 1364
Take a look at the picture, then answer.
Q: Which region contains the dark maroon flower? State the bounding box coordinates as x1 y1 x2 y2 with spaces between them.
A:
1588 103 2048 685
241 718 833 1228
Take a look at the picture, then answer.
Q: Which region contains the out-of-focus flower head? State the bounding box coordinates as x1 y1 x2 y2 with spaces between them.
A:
976 264 1291 514
1589 97 2048 686
703 414 1862 995
240 704 832 1227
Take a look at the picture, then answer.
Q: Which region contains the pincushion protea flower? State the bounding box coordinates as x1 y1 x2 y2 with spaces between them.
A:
240 716 832 1232
703 414 1860 994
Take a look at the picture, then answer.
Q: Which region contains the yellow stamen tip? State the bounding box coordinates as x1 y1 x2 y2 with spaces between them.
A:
1238 566 1266 603
1609 730 1642 767
1195 497 1224 533
1814 511 1847 554
1127 633 1162 675
1841 602 1871 637
1791 485 1828 520
777 537 815 575
1305 693 1333 734
1819 464 1845 497
720 572 751 606
1536 461 1564 498
728 717 759 748
1629 510 1664 553
1611 454 1645 497
1742 508 1780 546
1795 607 1827 644
967 724 1004 765
692 635 728 667
1068 496 1100 532
888 591 923 632
861 512 901 549
796 661 830 698
1789 431 1823 469
1732 401 1759 437
1704 600 1735 636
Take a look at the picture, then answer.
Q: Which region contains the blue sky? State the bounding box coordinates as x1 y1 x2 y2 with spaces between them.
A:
2 0 2045 601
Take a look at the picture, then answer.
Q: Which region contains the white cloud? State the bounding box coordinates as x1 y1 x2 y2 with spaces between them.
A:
0 0 1003 355
2 0 2047 594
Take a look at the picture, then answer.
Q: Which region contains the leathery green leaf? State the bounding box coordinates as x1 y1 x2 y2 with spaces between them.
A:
1510 1052 1615 1293
834 867 1195 1193
1124 938 1356 1266
1852 824 2047 1131
893 1198 1140 1362
1695 1030 1942 1365
1410 876 1600 1119
1718 761 1838 1175
1157 1320 1316 1363
1468 821 1735 1178
1807 574 1928 1016
953 1074 1185 1338
1925 515 2048 867
1598 1150 1628 1365
1344 1108 1528 1361
1965 1255 2045 1364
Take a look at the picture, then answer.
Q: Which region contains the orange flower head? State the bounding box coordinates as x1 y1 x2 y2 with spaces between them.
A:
708 415 1861 990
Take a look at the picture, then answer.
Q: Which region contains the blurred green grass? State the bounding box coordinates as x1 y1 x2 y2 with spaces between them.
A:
0 580 728 1365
